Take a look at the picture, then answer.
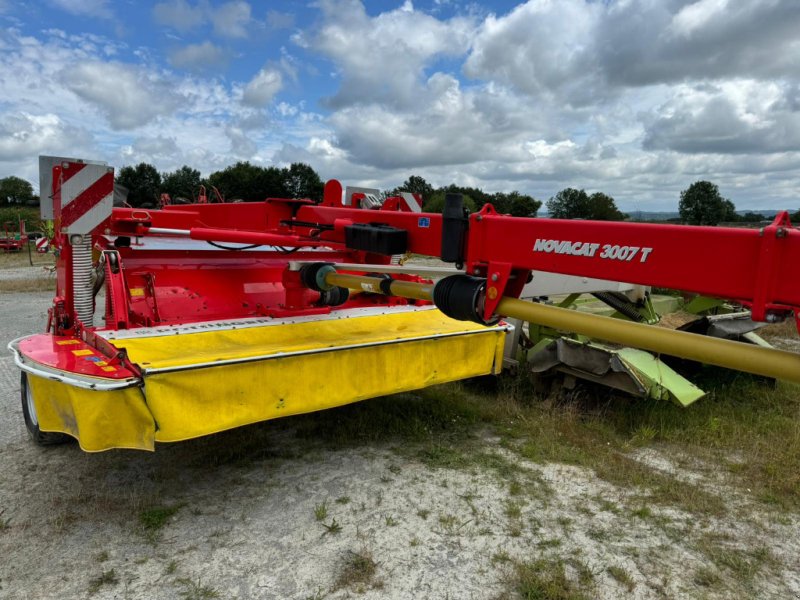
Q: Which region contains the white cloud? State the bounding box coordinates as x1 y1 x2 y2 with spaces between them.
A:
62 61 183 129
0 112 88 161
168 41 227 71
48 0 112 19
153 0 207 32
670 0 731 37
465 0 602 105
242 67 283 107
296 0 476 108
153 0 253 38
211 1 251 38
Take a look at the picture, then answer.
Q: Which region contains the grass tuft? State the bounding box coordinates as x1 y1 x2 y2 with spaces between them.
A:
606 565 635 591
333 550 380 592
88 569 119 594
513 558 590 600
176 578 219 600
314 501 328 521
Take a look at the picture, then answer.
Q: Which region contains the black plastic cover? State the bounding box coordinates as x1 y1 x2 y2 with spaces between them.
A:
345 223 407 255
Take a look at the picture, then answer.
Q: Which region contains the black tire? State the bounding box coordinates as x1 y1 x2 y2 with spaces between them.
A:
20 372 71 446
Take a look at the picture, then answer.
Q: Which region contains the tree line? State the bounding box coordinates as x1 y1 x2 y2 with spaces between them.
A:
115 162 325 207
0 163 788 226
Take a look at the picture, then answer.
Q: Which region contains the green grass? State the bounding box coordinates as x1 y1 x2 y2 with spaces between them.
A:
696 536 779 584
333 550 380 593
314 501 328 521
513 558 591 600
88 569 119 594
606 565 635 591
176 578 219 600
321 518 342 535
287 369 798 511
139 504 183 540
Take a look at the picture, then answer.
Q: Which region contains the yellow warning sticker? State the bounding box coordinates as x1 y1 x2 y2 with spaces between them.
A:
129 288 145 297
72 349 94 356
101 366 117 372
95 361 107 366
56 339 81 345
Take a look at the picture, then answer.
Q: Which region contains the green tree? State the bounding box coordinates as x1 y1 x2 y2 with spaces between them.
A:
422 192 477 213
161 166 202 201
721 199 738 222
493 191 541 217
740 211 767 223
207 162 286 201
547 188 626 220
678 181 733 226
546 188 590 219
438 184 492 209
394 175 434 202
587 192 627 221
282 163 323 201
116 163 162 207
0 176 35 206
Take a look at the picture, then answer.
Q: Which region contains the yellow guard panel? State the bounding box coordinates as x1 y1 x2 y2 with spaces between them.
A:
29 309 507 450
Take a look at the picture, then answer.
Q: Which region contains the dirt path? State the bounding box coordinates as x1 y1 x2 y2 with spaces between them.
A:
2 286 799 599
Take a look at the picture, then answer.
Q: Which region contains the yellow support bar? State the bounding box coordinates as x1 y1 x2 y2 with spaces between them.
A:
326 272 800 385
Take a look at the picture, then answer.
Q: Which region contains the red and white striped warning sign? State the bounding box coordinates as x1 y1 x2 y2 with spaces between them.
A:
35 237 49 253
58 161 115 235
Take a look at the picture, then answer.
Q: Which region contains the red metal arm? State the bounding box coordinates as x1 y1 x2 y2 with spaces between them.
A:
108 191 800 325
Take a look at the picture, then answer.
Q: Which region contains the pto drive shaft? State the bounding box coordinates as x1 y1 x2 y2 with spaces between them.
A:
309 268 800 386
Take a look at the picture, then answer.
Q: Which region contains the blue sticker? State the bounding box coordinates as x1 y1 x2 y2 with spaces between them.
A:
85 356 103 362
418 217 430 228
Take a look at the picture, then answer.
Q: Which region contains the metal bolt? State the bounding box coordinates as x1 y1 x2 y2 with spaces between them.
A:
491 273 498 282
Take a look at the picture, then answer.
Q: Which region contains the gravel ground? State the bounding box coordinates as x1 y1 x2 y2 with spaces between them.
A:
2 275 799 599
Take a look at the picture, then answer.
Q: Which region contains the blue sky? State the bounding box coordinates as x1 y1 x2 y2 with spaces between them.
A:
1 0 800 211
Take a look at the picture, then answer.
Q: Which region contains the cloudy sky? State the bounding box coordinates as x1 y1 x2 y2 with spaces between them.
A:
1 0 799 211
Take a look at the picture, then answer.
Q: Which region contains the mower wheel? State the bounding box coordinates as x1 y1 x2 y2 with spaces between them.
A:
20 372 71 446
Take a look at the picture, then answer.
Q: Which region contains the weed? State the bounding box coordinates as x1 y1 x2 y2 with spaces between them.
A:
556 516 573 530
387 463 401 474
335 496 350 505
314 501 328 522
696 537 779 583
505 501 523 519
139 504 182 533
607 565 635 591
693 566 721 588
509 481 523 496
417 508 430 520
537 538 563 549
630 506 652 519
492 550 512 564
165 560 178 575
88 569 119 594
384 515 398 527
95 551 109 563
321 518 342 535
304 588 326 600
438 513 461 534
176 578 219 600
513 558 590 600
0 510 10 532
409 537 420 547
333 550 380 592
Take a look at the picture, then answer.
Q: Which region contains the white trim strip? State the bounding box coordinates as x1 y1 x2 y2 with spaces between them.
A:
96 305 438 341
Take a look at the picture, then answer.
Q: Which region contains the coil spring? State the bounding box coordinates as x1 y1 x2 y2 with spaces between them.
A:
72 238 94 327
